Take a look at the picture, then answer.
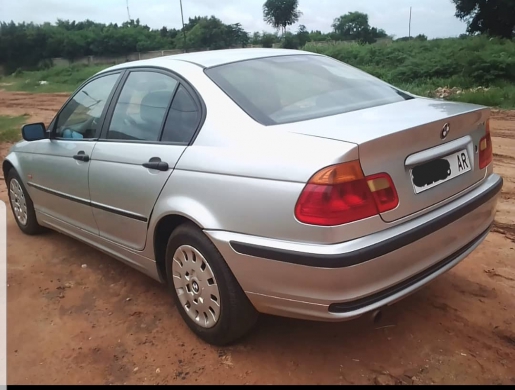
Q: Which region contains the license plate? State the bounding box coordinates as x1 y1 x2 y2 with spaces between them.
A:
410 149 471 194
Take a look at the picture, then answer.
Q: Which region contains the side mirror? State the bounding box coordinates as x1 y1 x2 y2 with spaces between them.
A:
22 123 46 141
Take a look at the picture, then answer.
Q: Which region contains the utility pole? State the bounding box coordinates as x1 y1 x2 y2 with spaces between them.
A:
179 0 187 53
126 0 131 21
409 6 412 39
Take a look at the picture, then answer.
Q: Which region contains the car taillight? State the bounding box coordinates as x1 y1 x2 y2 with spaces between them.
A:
294 160 399 226
479 119 493 169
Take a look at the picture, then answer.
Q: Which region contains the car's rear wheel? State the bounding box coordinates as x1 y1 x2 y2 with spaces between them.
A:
7 168 45 235
165 223 258 346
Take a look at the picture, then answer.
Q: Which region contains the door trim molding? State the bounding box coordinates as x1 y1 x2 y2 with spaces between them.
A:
27 182 148 222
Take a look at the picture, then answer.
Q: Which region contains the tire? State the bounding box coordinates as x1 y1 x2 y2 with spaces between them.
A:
165 223 258 346
6 168 45 235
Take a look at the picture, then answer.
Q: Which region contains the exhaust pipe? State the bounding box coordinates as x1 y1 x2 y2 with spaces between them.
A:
370 309 383 324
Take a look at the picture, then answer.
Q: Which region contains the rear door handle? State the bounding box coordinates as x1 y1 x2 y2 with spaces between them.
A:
143 157 169 171
73 151 90 162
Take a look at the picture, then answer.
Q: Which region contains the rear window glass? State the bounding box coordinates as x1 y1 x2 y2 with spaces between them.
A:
204 54 413 126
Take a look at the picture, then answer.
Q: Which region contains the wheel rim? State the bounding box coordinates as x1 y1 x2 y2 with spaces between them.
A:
172 245 221 328
9 178 28 226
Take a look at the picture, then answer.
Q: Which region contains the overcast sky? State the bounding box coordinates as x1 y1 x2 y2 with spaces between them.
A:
2 0 467 39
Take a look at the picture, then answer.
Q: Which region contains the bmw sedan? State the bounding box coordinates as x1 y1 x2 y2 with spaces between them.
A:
4 49 503 345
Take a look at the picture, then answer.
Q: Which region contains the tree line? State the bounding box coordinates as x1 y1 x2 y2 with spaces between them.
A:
0 11 395 73
0 0 513 73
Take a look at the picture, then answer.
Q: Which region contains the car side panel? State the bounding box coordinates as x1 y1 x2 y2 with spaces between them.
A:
35 208 161 281
28 140 99 234
3 141 39 195
141 167 387 260
89 142 186 250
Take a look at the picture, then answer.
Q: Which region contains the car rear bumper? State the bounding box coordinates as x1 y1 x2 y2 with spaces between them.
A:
205 173 503 321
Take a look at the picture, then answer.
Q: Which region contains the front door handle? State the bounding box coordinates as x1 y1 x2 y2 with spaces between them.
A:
143 157 169 171
73 151 90 162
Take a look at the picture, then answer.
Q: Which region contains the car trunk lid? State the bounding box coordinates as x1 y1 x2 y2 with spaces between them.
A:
280 97 490 222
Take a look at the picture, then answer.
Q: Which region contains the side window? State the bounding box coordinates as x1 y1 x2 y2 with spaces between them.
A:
107 71 178 141
55 73 120 139
161 85 200 144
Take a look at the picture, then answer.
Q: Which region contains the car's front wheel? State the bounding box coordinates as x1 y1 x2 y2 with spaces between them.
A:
165 223 258 346
7 168 45 235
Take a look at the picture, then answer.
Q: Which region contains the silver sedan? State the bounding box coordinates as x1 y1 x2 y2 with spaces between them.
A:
4 49 503 345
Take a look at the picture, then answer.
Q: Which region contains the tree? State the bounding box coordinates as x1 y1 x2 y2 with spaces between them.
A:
226 23 250 47
309 30 331 42
281 32 299 49
175 17 251 51
296 24 310 47
0 17 253 73
263 0 302 35
332 11 369 42
251 32 262 45
261 33 277 48
332 11 388 44
183 16 204 32
396 34 427 42
452 0 515 39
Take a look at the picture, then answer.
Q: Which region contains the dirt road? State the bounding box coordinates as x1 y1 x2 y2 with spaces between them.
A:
2 90 514 385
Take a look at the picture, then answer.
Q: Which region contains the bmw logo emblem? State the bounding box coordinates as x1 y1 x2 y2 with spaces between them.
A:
441 123 450 139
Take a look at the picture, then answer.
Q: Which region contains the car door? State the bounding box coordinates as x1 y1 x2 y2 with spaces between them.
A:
88 69 203 250
29 71 122 233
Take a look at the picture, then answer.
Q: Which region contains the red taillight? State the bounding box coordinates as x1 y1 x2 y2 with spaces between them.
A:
366 173 399 213
294 161 399 226
479 119 493 169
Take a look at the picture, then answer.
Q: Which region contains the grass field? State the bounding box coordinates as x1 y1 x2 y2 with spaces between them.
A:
0 115 28 143
0 65 108 93
305 36 515 108
1 36 514 108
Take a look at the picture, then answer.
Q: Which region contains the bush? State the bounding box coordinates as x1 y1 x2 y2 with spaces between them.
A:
304 36 515 108
304 36 515 87
281 33 300 49
261 33 276 48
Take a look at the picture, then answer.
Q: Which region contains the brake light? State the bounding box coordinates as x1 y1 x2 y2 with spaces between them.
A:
479 119 493 169
366 173 399 213
295 160 399 226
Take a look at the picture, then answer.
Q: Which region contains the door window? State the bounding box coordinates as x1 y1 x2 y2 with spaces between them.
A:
161 85 200 144
107 71 178 141
55 73 120 139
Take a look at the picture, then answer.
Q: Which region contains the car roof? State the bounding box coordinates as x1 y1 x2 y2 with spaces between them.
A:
164 48 312 68
102 48 315 72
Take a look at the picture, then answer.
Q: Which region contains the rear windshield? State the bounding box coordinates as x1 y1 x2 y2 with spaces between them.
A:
204 54 413 126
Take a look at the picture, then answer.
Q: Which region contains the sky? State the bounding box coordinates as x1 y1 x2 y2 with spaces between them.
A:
2 0 468 39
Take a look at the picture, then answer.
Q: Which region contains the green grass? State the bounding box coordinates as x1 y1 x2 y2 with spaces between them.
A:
446 86 515 108
0 115 28 143
0 64 109 93
305 36 515 109
1 36 514 108
394 79 515 109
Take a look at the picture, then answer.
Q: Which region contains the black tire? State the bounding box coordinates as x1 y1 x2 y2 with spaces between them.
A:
165 223 259 346
6 168 45 235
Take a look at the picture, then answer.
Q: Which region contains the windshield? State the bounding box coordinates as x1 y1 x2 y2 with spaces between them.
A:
205 54 413 126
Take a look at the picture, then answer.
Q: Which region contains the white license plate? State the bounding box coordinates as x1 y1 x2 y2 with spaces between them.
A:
410 149 471 194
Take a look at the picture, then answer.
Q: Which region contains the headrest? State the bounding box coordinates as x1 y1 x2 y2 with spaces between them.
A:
140 90 173 124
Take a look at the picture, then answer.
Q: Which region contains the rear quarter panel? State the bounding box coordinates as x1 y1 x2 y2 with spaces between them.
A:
142 66 393 257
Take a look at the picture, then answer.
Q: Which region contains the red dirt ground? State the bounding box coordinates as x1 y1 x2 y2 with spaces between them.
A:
1 90 514 385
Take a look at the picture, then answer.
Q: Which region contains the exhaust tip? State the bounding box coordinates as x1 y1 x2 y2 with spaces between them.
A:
371 309 383 324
